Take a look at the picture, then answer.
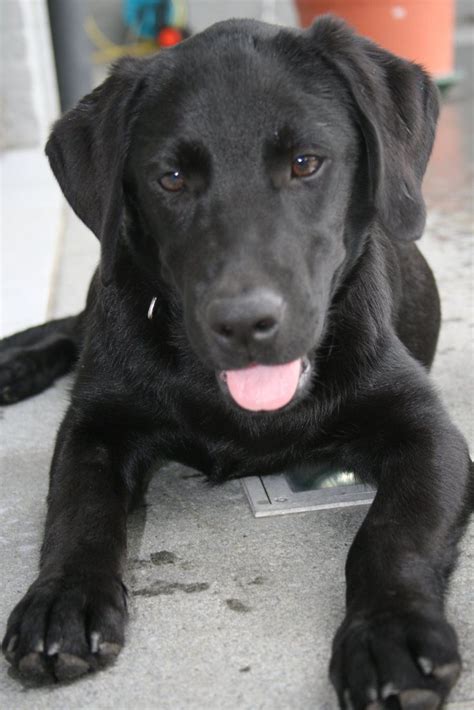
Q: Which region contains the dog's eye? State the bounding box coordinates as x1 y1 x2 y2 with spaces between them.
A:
159 171 185 192
291 155 321 178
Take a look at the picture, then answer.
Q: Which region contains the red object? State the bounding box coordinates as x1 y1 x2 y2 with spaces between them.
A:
157 26 183 47
294 0 454 78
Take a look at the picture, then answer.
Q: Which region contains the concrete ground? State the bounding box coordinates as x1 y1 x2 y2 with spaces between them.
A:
1 17 473 710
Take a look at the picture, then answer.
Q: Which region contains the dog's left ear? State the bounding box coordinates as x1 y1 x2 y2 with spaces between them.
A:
46 57 146 285
309 16 440 241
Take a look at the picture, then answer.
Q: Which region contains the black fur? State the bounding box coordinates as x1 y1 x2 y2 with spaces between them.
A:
1 17 472 709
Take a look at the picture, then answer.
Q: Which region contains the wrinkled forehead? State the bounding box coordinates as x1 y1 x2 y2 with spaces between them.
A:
131 40 358 159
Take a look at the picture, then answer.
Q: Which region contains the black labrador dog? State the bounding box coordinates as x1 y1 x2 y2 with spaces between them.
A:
1 16 472 710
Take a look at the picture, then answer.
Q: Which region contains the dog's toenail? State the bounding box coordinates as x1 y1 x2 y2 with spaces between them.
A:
34 639 44 653
381 682 399 699
47 642 61 656
2 387 12 401
367 687 378 701
6 635 18 653
417 656 433 675
90 631 101 654
98 641 121 658
343 688 355 710
4 635 18 662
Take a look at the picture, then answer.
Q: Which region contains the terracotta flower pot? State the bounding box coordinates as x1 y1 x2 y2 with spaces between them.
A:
294 0 454 78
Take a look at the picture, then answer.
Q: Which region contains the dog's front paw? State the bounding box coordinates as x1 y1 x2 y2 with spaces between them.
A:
329 607 461 710
2 573 127 682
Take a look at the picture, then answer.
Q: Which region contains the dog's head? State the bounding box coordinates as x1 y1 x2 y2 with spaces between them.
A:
46 17 438 413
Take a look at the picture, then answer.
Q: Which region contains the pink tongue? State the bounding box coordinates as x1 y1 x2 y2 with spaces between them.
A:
225 360 301 412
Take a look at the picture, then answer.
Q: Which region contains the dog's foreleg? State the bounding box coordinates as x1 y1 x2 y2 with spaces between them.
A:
2 407 156 681
329 376 472 710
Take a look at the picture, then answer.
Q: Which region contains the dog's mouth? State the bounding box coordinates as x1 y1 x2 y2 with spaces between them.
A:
218 356 311 412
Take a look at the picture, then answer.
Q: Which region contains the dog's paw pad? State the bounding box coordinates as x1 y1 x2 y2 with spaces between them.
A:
54 653 90 681
18 652 49 679
432 661 461 684
398 688 440 710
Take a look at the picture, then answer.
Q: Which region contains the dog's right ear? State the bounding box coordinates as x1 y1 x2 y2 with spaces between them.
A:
45 57 146 285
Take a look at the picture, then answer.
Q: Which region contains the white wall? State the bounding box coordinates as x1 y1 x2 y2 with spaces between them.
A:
0 0 63 336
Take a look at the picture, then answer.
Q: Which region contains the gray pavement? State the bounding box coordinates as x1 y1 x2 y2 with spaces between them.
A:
1 25 473 710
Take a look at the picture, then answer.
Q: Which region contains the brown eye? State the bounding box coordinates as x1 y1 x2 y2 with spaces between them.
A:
291 155 321 178
159 170 185 192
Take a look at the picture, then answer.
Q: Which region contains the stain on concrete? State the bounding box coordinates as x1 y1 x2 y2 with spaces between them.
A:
151 550 177 565
132 580 209 597
239 666 251 673
225 598 252 613
248 576 266 586
129 551 178 569
182 582 209 593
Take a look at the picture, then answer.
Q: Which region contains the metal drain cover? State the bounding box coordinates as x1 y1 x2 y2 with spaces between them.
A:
242 464 375 517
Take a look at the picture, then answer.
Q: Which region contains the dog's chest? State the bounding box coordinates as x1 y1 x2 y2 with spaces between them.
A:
172 410 314 483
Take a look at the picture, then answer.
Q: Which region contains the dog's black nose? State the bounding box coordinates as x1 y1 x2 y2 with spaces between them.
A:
207 289 285 347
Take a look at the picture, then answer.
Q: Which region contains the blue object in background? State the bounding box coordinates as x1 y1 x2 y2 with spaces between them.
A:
123 0 172 39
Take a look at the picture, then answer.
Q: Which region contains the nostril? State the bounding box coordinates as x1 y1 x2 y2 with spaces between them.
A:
253 317 277 335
